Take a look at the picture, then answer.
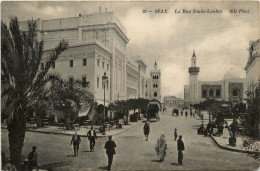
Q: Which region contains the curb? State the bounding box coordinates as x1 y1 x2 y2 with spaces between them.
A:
210 135 259 155
1 122 142 138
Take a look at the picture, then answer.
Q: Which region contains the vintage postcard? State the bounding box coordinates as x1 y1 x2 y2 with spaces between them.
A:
1 1 259 171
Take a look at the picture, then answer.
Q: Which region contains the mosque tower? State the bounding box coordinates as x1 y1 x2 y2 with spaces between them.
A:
150 61 161 101
188 50 200 104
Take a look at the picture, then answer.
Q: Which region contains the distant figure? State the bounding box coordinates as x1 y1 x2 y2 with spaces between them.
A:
28 146 38 171
104 136 117 171
155 133 167 162
87 126 97 151
185 111 188 118
70 132 81 156
181 110 183 116
143 121 150 141
177 136 185 166
190 110 192 117
174 128 178 141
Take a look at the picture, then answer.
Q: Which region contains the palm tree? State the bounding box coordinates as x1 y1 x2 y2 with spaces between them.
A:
1 17 68 168
48 75 94 129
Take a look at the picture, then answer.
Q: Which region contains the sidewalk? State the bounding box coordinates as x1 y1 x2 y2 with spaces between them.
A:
1 121 142 138
193 114 259 154
210 128 259 154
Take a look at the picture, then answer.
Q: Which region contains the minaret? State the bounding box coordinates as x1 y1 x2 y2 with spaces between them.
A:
150 61 161 101
189 50 200 104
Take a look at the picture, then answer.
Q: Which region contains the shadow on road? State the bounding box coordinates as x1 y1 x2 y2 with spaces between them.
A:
42 161 74 170
82 150 92 153
98 166 108 170
151 159 161 163
66 155 75 157
171 162 178 166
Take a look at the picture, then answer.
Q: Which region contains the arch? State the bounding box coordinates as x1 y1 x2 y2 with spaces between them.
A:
202 89 207 98
209 89 214 97
156 84 158 88
233 89 239 96
153 84 156 88
154 92 157 97
216 89 221 98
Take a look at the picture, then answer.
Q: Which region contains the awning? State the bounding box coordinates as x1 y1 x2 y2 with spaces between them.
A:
78 104 91 117
96 99 110 107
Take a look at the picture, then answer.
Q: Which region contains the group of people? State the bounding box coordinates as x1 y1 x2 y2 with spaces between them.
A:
197 121 224 137
70 126 116 170
155 133 185 165
143 122 185 166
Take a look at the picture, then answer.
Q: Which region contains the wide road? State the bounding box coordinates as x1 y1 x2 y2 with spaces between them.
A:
2 108 259 170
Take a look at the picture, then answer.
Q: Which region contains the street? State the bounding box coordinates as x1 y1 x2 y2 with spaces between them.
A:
1 108 259 170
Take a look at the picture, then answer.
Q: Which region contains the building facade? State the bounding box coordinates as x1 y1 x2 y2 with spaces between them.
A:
184 50 246 105
245 39 260 92
20 11 129 103
163 96 184 109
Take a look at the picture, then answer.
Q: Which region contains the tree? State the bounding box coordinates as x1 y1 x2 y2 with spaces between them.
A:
245 79 260 138
1 17 68 168
48 75 94 129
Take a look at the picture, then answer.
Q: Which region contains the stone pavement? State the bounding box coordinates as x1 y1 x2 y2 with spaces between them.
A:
1 121 142 138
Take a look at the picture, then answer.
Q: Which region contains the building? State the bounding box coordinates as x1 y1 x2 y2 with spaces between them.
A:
148 61 161 101
244 39 260 92
20 11 129 104
163 96 184 108
184 50 246 105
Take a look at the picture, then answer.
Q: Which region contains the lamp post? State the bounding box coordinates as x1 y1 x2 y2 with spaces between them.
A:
102 72 108 135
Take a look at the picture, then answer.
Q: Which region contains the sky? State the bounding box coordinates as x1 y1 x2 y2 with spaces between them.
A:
1 1 259 98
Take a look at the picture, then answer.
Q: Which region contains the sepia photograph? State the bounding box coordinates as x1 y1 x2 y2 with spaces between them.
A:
1 1 260 170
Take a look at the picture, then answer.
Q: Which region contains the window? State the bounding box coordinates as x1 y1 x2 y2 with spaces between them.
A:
233 89 238 96
41 63 44 70
52 62 55 69
70 60 73 67
97 78 99 88
216 89 221 98
107 80 109 90
107 64 109 70
102 62 104 69
202 89 207 98
209 89 214 97
82 76 87 88
83 58 87 66
97 59 100 67
154 92 157 97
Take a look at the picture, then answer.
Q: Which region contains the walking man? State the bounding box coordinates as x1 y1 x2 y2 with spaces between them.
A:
143 121 150 141
27 146 38 171
185 111 188 118
174 128 178 141
177 135 185 166
70 132 81 156
104 136 117 171
87 126 97 151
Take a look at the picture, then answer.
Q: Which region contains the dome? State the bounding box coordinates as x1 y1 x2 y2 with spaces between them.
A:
223 67 246 80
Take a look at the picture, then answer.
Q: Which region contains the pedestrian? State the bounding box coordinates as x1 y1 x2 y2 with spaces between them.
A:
174 128 178 141
185 111 188 118
143 121 150 141
155 133 167 162
181 110 183 116
177 135 185 166
27 146 38 171
70 132 81 156
87 126 97 151
104 136 117 171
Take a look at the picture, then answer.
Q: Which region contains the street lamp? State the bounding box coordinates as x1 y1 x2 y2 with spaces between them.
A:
102 72 108 135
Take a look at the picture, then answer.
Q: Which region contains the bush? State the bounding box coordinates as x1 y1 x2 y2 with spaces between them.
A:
242 137 260 160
